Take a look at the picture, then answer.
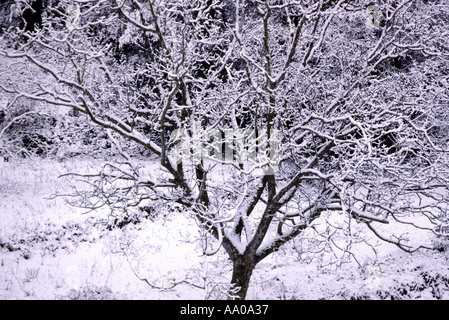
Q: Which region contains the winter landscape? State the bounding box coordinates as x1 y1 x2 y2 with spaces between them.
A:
0 0 449 300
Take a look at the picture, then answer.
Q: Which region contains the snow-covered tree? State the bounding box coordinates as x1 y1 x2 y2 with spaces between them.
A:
1 0 449 299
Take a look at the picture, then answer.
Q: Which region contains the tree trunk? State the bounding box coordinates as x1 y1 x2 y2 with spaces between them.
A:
229 258 255 300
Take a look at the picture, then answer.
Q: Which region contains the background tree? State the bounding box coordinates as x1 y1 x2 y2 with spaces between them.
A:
1 0 449 300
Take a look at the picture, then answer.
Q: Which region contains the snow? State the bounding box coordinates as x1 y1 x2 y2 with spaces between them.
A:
1 158 449 300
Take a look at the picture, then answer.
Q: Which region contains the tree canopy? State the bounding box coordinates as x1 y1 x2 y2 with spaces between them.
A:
1 0 449 299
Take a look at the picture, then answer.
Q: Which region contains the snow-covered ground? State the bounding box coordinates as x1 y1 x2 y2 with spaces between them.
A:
1 158 449 300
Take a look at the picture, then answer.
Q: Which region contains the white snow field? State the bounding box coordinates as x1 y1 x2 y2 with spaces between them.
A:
1 158 449 300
